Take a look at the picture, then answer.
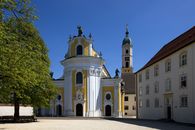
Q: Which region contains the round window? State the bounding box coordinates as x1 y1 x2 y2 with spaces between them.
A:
106 94 111 100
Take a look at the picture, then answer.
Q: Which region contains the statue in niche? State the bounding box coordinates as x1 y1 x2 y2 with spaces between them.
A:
76 89 84 101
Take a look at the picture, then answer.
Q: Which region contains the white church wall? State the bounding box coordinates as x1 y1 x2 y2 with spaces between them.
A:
53 80 64 88
193 43 195 123
64 69 73 116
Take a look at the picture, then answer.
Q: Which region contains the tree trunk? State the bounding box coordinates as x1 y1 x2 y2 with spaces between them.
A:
14 93 20 122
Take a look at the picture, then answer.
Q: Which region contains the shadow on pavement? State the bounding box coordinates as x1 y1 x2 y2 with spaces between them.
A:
103 118 195 130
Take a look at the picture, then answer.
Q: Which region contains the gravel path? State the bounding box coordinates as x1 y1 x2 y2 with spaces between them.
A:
0 118 194 130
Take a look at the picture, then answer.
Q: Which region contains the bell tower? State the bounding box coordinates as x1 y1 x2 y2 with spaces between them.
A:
122 25 133 73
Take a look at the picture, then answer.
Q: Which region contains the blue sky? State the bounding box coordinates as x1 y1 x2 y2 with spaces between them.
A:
33 0 195 78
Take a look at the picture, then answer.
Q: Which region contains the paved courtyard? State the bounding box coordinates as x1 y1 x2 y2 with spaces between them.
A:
0 118 194 130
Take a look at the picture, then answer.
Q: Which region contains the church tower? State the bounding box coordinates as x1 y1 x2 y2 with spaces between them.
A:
121 25 136 116
122 25 133 73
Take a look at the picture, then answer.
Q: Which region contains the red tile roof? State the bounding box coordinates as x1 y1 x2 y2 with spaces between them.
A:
136 26 195 73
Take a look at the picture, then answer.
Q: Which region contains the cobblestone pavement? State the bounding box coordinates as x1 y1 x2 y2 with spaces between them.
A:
0 117 194 130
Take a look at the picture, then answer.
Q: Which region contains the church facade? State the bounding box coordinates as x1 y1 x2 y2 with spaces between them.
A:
39 26 125 117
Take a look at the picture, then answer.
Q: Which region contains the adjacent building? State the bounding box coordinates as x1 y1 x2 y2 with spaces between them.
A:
136 26 195 124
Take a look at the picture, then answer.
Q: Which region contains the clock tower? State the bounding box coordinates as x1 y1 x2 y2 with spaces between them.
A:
121 25 136 116
122 25 133 73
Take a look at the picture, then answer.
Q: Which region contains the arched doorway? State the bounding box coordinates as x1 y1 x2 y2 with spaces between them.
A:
167 106 171 120
56 105 62 116
76 103 83 116
105 105 111 116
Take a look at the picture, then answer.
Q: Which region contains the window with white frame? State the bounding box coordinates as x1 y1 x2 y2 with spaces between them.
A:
139 73 142 82
146 85 149 95
145 69 150 80
165 78 171 92
180 52 187 66
180 74 187 88
180 96 188 107
154 65 159 76
154 81 159 93
165 59 171 72
146 99 150 108
154 98 159 108
139 100 143 108
139 87 142 96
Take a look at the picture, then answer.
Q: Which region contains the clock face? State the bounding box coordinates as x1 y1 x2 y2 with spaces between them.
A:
106 94 111 100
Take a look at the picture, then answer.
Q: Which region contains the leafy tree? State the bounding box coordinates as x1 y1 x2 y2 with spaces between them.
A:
0 0 57 121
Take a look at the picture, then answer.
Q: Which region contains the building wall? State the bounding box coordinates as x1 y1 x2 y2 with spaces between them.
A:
193 43 195 123
137 43 195 124
124 94 136 116
0 105 33 116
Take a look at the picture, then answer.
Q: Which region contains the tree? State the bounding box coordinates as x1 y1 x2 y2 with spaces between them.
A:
0 0 57 121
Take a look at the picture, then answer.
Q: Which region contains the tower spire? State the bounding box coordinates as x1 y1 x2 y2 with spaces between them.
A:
122 24 131 45
125 24 129 37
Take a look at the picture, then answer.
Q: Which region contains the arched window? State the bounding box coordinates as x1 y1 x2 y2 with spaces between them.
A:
126 49 129 54
179 52 187 66
76 72 83 84
125 62 129 68
76 45 83 55
57 95 61 100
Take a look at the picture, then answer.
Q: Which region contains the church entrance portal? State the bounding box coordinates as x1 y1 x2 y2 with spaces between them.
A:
105 105 111 116
56 105 62 116
76 103 83 116
167 106 171 120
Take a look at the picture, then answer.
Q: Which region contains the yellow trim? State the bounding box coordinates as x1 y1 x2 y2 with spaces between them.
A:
122 68 131 73
121 93 125 113
118 86 121 112
70 38 89 57
102 86 114 114
92 49 98 57
72 70 76 111
72 70 88 112
82 70 88 112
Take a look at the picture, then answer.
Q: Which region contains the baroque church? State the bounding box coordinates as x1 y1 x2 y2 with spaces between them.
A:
38 26 135 117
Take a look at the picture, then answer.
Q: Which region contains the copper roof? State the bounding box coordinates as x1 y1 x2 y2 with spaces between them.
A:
136 26 195 73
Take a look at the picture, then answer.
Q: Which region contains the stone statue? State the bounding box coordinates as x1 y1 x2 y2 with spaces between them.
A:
77 26 83 36
115 68 120 78
89 33 92 39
